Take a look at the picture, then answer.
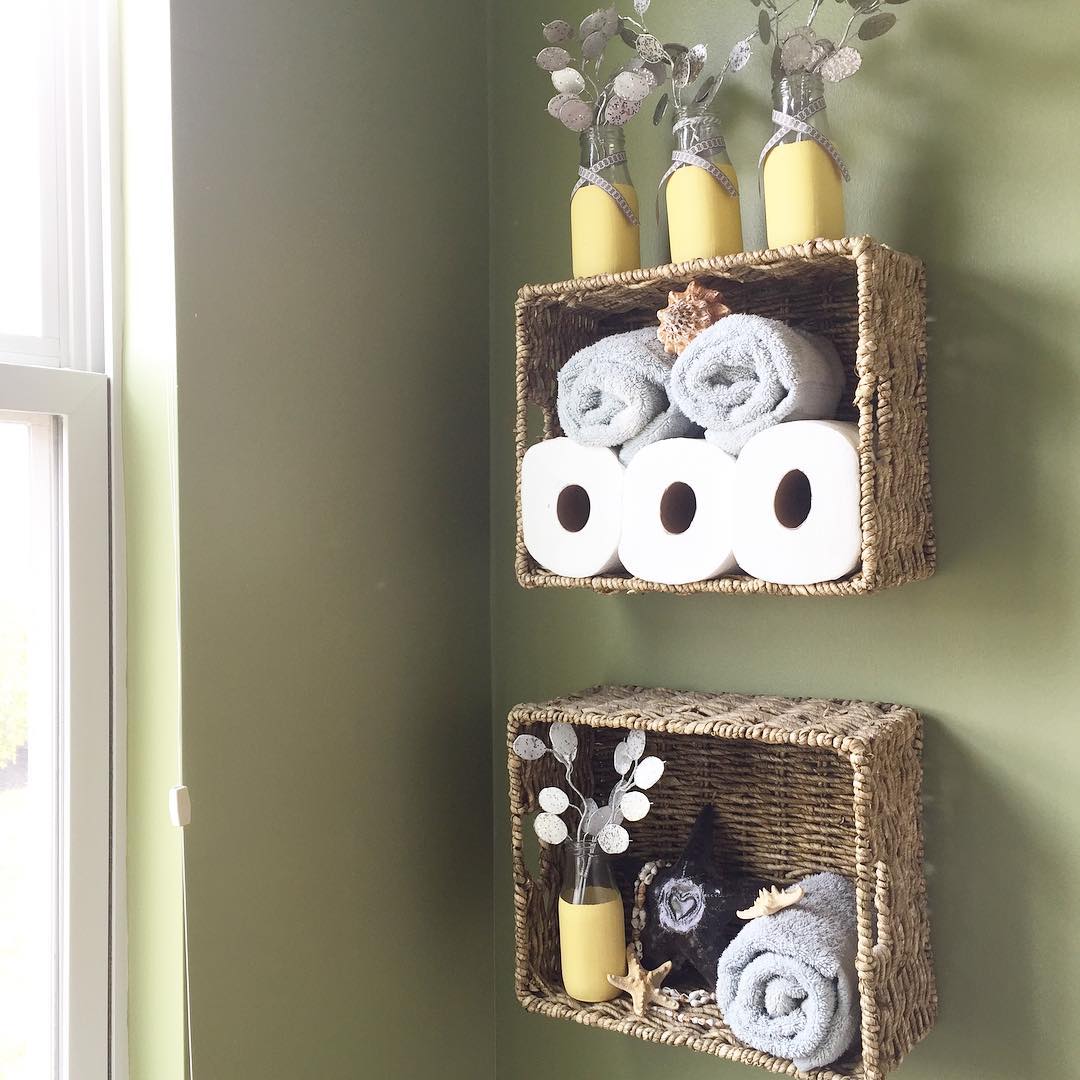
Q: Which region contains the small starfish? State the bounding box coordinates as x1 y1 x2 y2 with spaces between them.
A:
607 946 678 1016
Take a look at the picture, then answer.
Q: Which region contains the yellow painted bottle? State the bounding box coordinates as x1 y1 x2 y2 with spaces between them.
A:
665 103 743 263
558 840 626 1002
763 73 846 249
570 125 640 279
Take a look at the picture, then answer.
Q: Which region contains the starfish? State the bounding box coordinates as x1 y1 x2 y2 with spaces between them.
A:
607 946 678 1016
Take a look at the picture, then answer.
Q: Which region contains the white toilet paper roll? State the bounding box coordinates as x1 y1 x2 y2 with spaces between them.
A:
733 420 862 586
521 437 624 577
619 438 738 585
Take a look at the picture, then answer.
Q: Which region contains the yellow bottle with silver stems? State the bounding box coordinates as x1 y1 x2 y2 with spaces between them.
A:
570 125 640 279
557 840 626 1001
665 102 743 262
763 72 846 249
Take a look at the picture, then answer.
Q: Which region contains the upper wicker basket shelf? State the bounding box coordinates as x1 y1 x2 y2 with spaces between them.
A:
514 236 933 597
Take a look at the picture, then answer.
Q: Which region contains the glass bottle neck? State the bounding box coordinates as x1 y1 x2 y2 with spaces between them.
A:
579 125 632 183
562 839 618 903
672 103 730 162
773 72 831 143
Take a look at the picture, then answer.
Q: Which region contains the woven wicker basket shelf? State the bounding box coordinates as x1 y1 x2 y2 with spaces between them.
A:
514 236 933 597
508 685 936 1080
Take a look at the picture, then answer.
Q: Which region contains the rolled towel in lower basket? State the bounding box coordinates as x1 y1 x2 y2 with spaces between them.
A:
669 314 845 455
716 872 860 1072
557 327 697 464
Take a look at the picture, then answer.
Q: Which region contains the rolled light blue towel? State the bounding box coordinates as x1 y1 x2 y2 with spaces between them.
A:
716 872 860 1072
669 314 845 455
557 327 697 465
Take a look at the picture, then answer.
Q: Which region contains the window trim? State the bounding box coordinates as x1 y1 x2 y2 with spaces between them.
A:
0 361 110 1080
0 0 108 373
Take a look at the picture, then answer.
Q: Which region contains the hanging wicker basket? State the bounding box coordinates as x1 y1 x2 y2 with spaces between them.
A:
514 237 933 596
507 685 937 1079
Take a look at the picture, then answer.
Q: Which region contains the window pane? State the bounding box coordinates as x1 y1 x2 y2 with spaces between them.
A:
0 3 55 341
0 416 58 1080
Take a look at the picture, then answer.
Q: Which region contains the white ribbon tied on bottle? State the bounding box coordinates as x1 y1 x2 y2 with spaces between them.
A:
571 151 639 226
657 116 739 223
757 97 851 182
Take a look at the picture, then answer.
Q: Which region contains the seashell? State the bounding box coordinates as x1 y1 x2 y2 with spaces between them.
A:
551 67 586 95
543 20 574 44
536 46 571 71
656 282 731 356
737 883 805 920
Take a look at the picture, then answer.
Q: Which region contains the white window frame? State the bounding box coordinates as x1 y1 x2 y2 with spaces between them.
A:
0 361 110 1080
0 0 108 374
0 0 120 1074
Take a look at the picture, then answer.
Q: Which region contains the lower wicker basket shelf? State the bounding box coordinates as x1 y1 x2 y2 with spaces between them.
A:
507 686 936 1080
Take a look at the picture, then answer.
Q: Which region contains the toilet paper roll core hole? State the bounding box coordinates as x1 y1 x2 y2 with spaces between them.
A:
660 482 698 535
556 484 591 533
774 470 812 529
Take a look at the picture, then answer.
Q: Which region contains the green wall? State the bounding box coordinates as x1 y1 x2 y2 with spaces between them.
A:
162 1 492 1076
121 0 186 1074
490 3 1080 1080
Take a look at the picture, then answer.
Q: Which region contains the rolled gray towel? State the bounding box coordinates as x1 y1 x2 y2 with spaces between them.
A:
557 327 697 465
669 314 845 455
716 872 860 1072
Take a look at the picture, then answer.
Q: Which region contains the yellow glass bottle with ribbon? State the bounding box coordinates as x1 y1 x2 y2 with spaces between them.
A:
661 102 743 263
570 124 640 279
761 72 848 249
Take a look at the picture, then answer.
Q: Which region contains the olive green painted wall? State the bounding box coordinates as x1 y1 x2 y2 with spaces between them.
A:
121 0 186 1075
164 2 492 1077
490 4 1080 1080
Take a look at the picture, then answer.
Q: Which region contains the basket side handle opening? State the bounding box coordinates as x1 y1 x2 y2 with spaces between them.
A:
871 859 894 966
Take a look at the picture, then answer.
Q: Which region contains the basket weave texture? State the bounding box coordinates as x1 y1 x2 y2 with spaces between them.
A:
507 685 936 1079
514 236 933 596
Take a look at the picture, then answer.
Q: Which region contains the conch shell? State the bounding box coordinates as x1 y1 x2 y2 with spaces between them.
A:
656 281 731 356
736 883 805 920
